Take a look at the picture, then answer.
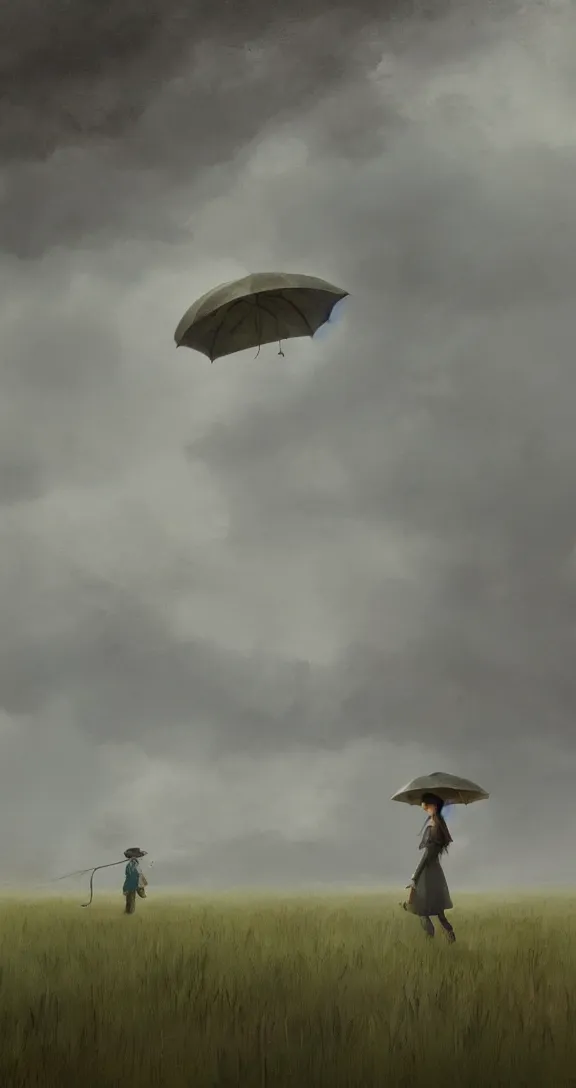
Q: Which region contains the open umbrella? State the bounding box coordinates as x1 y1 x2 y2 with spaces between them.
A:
391 771 489 807
174 272 348 361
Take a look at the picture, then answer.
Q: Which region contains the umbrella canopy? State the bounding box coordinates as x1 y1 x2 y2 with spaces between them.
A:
174 272 348 361
391 771 489 806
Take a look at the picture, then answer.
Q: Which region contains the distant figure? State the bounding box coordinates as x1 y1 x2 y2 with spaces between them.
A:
122 847 148 915
403 793 455 942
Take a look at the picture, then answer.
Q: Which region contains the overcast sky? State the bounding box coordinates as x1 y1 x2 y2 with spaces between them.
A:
1 0 575 893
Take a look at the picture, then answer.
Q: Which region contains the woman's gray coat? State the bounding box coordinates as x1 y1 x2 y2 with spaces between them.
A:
410 822 453 916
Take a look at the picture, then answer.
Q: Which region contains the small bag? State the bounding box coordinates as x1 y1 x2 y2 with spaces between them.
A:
401 884 418 913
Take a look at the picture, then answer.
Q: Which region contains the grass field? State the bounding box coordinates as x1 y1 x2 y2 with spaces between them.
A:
0 892 575 1087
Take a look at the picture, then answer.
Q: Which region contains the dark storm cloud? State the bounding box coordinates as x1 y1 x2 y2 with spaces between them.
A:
0 0 424 256
0 0 370 160
0 0 512 256
0 0 435 159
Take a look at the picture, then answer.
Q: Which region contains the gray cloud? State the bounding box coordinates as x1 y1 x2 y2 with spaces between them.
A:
0 0 574 889
0 0 414 256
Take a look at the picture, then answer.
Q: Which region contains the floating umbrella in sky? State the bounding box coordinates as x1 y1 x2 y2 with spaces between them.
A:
174 272 348 361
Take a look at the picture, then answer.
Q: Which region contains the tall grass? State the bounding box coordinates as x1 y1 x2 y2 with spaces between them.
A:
0 892 575 1087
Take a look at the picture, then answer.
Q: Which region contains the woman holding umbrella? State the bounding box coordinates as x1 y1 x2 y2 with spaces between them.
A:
405 792 455 941
392 772 489 943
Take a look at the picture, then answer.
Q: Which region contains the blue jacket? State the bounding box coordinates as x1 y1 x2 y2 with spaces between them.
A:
122 858 141 894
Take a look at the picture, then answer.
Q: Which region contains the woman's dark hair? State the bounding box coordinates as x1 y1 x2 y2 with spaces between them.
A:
421 793 452 853
421 792 444 813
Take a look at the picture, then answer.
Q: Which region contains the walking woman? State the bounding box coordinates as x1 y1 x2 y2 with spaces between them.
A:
403 792 455 942
122 847 148 914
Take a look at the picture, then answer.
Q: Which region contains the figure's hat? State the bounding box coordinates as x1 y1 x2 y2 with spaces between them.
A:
124 847 148 859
